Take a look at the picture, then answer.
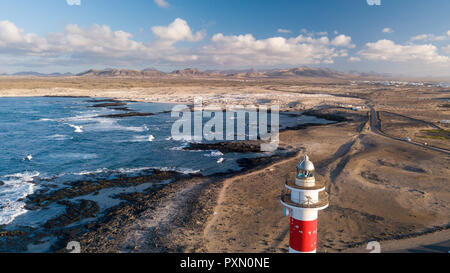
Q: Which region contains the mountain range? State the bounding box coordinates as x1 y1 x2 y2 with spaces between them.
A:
2 67 369 79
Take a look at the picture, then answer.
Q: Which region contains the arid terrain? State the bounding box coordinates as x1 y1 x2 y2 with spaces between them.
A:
0 73 448 253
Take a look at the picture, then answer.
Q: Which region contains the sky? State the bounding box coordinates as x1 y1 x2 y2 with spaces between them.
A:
0 0 449 77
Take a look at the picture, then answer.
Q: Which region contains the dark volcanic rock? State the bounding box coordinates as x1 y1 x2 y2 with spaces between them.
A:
237 155 282 171
114 192 148 203
282 122 331 131
236 150 298 172
111 107 132 111
302 108 368 123
25 169 182 210
184 141 266 153
86 99 122 103
91 103 128 108
377 159 397 168
403 166 426 173
98 112 155 118
0 230 27 238
3 169 197 252
46 147 298 253
43 200 99 229
44 95 90 98
361 171 385 184
303 110 349 122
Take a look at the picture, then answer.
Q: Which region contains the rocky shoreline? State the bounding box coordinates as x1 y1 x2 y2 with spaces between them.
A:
0 148 298 253
0 132 300 253
0 168 193 252
67 149 299 253
54 107 359 253
184 141 272 154
98 112 156 118
0 99 363 253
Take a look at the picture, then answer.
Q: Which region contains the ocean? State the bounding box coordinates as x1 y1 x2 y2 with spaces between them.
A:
0 97 332 234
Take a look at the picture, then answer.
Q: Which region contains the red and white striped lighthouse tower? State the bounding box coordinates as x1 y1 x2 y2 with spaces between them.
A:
281 154 329 253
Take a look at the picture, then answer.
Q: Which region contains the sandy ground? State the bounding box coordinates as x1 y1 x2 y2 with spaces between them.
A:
0 86 365 111
0 77 448 253
200 121 449 253
345 229 450 253
0 77 366 111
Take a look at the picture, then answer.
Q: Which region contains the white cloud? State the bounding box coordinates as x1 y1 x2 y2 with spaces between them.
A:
331 34 355 48
57 24 144 55
382 28 394 34
66 0 81 6
358 39 449 64
443 45 450 55
410 34 429 41
277 29 291 34
154 0 169 8
0 20 24 43
0 19 202 66
0 19 358 68
0 20 50 54
410 30 450 42
299 29 328 37
201 33 350 67
411 34 446 42
21 18 450 71
151 18 205 44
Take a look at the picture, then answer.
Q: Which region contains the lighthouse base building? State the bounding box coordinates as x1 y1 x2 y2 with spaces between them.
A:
281 154 329 253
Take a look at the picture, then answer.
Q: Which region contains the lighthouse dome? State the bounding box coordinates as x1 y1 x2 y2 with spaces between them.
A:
297 154 315 172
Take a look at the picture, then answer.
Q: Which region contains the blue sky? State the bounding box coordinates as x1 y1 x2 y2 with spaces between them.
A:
0 0 449 77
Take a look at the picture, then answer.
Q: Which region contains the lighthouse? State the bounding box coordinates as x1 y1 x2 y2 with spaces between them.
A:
281 154 329 253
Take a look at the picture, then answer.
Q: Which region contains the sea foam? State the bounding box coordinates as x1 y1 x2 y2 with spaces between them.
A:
0 171 39 225
65 123 84 133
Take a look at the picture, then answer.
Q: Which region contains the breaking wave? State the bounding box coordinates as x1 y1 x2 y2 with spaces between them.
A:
0 171 39 225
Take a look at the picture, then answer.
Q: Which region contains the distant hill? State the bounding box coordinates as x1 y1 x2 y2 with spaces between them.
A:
207 67 349 78
12 71 45 76
4 67 371 79
75 67 352 79
10 71 73 77
76 68 167 77
265 67 347 78
141 68 166 77
169 68 213 77
77 69 141 77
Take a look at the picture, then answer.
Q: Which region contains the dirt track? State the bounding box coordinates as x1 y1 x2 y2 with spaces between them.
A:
367 103 450 155
199 112 449 253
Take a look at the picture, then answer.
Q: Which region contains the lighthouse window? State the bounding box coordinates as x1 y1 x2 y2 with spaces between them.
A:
297 170 313 178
